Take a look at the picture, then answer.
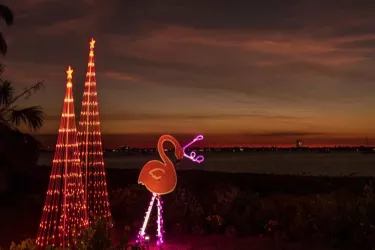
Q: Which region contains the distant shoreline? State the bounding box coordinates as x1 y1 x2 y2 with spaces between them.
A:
37 150 375 176
38 146 374 153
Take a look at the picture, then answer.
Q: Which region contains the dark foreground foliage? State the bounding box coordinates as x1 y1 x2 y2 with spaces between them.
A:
2 168 375 249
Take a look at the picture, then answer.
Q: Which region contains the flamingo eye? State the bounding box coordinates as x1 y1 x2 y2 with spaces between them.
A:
149 168 166 180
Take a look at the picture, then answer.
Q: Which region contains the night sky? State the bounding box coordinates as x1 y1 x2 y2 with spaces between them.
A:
2 0 375 147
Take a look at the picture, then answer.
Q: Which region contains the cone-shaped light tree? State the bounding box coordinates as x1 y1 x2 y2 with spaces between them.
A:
77 38 112 226
36 66 88 249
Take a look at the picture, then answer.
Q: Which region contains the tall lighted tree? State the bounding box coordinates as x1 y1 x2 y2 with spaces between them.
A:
36 66 88 249
77 38 112 226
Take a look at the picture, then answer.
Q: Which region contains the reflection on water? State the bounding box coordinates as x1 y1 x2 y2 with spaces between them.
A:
38 151 375 176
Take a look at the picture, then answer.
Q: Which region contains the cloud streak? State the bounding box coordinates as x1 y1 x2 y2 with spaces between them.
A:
44 112 309 121
255 132 326 137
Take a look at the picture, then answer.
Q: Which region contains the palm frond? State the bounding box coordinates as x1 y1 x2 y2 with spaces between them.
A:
2 81 45 109
24 81 45 99
0 4 13 26
0 117 15 131
0 32 7 55
9 106 44 131
0 80 13 106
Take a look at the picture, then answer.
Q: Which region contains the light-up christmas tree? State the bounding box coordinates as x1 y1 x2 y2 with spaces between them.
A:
36 66 88 249
77 38 112 226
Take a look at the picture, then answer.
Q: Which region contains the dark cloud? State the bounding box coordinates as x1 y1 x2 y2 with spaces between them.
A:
83 0 375 39
337 39 375 49
112 0 298 31
4 0 88 29
103 55 217 76
4 0 375 39
255 132 326 137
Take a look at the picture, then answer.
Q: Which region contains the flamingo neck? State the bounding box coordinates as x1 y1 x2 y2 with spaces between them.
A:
157 135 180 166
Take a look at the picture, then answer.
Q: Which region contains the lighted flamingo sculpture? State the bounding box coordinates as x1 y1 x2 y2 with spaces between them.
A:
138 135 184 195
137 134 204 246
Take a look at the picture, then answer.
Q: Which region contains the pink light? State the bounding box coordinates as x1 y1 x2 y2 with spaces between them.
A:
182 135 205 163
137 193 157 241
156 195 164 245
137 193 164 246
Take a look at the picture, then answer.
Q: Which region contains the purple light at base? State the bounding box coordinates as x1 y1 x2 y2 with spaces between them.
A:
137 194 164 246
182 135 205 163
137 193 157 242
156 195 164 245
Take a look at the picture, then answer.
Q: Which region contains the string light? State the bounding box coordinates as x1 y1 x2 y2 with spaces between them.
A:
77 38 112 227
156 195 164 245
182 135 205 163
36 66 88 249
137 193 157 241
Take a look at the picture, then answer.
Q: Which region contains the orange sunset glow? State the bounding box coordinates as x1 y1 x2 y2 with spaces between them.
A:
3 0 375 148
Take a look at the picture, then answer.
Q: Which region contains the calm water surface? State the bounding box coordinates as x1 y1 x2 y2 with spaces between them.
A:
38 151 375 176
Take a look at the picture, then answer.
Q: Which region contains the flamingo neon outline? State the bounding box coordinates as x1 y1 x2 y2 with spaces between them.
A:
137 135 204 245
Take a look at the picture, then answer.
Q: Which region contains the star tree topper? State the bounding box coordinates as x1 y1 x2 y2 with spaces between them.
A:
67 66 73 80
90 38 96 49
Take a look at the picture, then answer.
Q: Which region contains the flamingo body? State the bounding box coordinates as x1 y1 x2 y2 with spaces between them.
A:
138 160 177 194
138 135 183 195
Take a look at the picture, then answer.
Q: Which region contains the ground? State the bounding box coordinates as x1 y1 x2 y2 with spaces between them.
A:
1 167 374 249
132 235 335 249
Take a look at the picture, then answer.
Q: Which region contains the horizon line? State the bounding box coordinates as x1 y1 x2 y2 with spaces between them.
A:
31 132 372 137
39 145 374 150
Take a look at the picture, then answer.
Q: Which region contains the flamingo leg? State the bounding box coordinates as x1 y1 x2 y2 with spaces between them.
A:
138 193 157 242
156 195 164 245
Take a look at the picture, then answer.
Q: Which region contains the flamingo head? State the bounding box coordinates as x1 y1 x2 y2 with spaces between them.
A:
175 146 184 161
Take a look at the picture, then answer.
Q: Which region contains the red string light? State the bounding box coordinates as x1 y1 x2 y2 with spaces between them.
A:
36 66 88 249
77 38 112 227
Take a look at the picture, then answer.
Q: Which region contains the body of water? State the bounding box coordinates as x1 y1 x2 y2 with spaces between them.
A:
38 151 375 176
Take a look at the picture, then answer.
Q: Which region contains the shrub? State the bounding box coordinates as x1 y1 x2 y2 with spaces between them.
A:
324 186 375 249
9 239 36 250
164 187 205 235
110 185 150 229
9 179 375 249
214 185 261 235
78 217 112 250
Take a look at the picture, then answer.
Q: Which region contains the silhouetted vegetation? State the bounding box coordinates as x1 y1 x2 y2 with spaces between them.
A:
0 3 13 55
0 4 45 193
2 168 375 249
0 71 45 192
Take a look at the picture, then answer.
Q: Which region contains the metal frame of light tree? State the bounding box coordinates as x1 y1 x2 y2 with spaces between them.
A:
36 66 88 249
77 38 112 226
